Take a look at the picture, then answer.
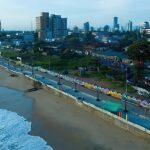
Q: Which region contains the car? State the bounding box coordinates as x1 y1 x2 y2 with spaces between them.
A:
137 88 150 97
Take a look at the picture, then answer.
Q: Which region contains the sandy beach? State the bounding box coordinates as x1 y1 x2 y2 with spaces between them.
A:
0 67 150 150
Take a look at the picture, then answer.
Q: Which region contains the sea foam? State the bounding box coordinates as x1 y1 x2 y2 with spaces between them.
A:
0 109 53 150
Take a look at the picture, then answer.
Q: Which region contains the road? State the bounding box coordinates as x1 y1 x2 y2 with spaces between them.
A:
0 57 150 130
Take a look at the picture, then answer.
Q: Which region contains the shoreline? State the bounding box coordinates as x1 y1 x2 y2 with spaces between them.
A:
0 67 150 150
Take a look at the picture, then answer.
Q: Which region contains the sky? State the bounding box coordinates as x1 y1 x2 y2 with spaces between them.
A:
0 0 149 30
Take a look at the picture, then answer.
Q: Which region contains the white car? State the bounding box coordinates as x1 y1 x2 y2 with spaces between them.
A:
133 86 150 97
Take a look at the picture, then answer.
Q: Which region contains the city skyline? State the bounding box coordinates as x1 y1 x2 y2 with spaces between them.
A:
0 0 149 30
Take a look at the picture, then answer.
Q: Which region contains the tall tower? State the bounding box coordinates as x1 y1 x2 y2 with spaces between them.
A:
41 12 49 30
113 17 119 31
127 20 132 32
61 18 68 37
36 12 50 41
84 22 90 33
50 14 67 38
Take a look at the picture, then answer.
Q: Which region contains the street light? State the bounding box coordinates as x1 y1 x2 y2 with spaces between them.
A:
49 50 51 71
74 79 78 92
7 57 10 68
96 85 100 101
124 67 128 112
31 55 34 78
57 73 61 85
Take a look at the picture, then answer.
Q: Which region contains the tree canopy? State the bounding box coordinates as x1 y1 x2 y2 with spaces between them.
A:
126 40 150 81
127 40 150 62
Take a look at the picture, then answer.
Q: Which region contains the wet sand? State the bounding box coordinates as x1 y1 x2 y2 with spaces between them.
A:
0 68 150 150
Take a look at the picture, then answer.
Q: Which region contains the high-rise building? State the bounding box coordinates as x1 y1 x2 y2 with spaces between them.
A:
113 17 119 31
41 12 49 29
49 14 68 38
50 15 62 38
127 20 133 32
36 12 51 41
36 16 43 31
36 12 67 41
84 22 90 33
113 17 118 28
61 18 68 37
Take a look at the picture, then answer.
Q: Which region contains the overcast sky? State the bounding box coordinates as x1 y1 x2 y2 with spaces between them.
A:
0 0 149 30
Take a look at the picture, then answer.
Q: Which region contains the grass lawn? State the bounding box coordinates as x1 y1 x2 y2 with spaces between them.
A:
0 48 20 60
0 48 136 94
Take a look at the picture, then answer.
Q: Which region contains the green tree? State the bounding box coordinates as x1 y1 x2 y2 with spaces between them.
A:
83 32 96 45
66 37 82 49
126 41 150 80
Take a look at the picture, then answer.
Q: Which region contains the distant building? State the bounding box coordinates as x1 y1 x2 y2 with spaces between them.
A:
143 21 149 28
36 12 51 41
84 22 90 33
103 25 110 32
36 12 67 41
73 26 79 33
90 26 94 32
120 26 125 32
23 32 34 43
141 28 150 35
140 21 150 35
50 14 67 38
61 18 68 37
113 17 119 31
127 20 132 32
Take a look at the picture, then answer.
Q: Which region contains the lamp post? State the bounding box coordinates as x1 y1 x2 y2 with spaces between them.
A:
124 67 128 112
7 57 10 68
49 50 51 71
57 73 62 90
58 73 61 85
96 85 100 101
31 54 34 78
74 79 78 92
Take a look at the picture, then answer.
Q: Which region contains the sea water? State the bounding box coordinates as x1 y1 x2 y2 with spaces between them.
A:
0 109 53 150
0 87 53 150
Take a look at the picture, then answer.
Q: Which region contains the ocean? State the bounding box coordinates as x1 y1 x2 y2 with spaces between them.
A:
0 87 53 150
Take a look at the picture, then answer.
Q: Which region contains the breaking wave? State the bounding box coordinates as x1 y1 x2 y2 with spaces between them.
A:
0 109 53 150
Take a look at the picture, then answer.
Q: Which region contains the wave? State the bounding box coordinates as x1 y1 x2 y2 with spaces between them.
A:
0 109 53 150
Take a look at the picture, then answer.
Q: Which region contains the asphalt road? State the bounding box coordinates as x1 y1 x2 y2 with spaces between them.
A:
0 57 150 130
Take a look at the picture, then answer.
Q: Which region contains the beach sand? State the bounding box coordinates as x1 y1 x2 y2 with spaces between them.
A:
0 68 150 150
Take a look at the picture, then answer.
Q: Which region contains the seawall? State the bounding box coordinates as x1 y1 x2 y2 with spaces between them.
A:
3 67 150 141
